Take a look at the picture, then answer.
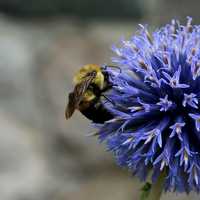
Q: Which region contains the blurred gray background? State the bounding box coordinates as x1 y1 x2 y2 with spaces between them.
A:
0 0 200 200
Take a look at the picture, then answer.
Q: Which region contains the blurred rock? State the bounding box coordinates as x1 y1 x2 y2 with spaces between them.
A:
0 110 76 200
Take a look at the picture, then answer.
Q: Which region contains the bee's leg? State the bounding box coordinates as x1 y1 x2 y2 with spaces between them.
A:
101 94 129 113
101 94 116 106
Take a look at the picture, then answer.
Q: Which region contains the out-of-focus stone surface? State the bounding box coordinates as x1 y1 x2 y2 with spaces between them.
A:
0 16 199 200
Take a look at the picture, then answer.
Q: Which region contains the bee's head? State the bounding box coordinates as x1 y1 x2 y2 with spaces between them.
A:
73 64 105 90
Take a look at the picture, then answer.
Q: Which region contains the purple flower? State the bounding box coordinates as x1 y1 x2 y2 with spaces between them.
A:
156 95 173 112
169 117 185 141
96 17 200 193
189 113 200 132
162 65 189 88
183 93 198 109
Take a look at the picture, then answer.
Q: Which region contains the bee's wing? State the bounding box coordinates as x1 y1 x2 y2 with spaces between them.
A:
65 72 96 120
65 92 76 119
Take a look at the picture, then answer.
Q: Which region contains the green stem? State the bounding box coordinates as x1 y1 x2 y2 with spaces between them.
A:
147 173 165 200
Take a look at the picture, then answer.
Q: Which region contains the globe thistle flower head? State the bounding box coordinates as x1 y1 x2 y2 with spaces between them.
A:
97 17 200 193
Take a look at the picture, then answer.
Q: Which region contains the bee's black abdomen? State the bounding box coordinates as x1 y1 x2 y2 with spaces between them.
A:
80 103 113 123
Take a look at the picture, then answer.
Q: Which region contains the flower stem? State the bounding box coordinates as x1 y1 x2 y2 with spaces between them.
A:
147 173 165 200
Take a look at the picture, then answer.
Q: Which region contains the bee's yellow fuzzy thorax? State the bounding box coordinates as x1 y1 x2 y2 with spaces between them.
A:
73 64 105 90
83 90 96 102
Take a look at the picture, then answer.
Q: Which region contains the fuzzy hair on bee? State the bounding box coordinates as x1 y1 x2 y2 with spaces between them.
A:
65 64 115 123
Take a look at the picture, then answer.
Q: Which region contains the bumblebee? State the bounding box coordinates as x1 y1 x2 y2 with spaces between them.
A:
65 64 114 123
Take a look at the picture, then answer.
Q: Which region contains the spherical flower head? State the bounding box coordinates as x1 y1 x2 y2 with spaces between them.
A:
96 17 200 193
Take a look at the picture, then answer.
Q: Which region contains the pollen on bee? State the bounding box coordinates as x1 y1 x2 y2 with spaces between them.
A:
83 90 96 101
